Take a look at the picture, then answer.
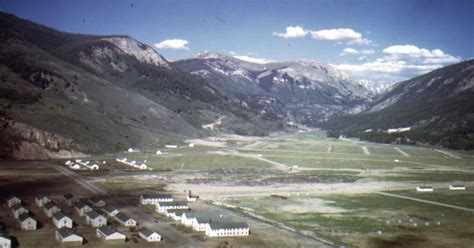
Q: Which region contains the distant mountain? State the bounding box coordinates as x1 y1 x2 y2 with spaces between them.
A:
174 51 372 124
323 59 474 149
354 79 392 95
0 12 284 159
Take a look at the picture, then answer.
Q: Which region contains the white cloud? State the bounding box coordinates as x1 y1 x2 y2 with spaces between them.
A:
347 38 376 46
233 55 274 64
310 28 362 40
333 45 461 83
273 26 308 39
361 49 375 54
154 39 189 50
382 45 459 63
342 47 359 54
340 48 375 56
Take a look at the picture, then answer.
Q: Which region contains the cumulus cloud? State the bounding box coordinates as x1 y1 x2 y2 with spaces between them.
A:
273 26 308 39
333 45 461 83
154 39 189 50
273 26 375 46
340 48 359 56
382 45 459 63
310 28 362 40
347 38 376 46
340 48 375 56
233 55 274 64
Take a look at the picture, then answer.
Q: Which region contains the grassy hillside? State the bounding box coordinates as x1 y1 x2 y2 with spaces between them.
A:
323 60 474 150
0 12 284 158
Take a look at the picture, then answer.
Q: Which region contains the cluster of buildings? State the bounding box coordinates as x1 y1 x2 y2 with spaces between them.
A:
64 159 99 170
4 193 163 246
140 194 249 238
115 157 149 170
416 184 466 192
7 195 37 231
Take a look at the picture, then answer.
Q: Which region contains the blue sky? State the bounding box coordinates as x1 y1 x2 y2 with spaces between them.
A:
1 0 473 82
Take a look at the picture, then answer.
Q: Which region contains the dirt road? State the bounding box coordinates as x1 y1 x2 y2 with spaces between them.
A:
376 192 474 212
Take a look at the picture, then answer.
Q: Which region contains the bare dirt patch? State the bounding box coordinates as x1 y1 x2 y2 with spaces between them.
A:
280 198 347 214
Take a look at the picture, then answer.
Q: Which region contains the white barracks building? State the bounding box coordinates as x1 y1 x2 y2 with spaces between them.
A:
206 222 250 237
140 194 173 205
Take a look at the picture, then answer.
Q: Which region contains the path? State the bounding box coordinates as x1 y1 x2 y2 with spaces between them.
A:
202 115 225 131
361 146 370 155
394 147 410 157
210 150 289 171
434 149 461 159
52 164 107 194
237 147 442 159
376 192 474 213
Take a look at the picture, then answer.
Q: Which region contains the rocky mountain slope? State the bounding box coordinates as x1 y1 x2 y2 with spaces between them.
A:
323 59 474 149
174 51 373 124
0 12 284 158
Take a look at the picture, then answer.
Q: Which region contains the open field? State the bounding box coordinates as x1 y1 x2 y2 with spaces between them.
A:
2 129 474 247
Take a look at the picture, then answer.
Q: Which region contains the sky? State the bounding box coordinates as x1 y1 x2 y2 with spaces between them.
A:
1 0 473 83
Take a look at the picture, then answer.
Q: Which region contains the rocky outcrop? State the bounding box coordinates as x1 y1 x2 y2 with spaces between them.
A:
3 120 87 160
12 141 88 160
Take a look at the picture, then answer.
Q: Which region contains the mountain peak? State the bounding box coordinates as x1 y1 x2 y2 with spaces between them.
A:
102 37 170 68
194 51 230 60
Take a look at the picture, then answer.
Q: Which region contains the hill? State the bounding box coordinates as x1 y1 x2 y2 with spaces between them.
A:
322 60 474 149
0 12 284 158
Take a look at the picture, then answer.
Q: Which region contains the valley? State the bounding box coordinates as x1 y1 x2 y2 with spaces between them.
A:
0 6 473 248
3 130 469 247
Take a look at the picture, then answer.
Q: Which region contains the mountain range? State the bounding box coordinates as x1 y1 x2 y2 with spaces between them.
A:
0 12 472 158
323 60 474 149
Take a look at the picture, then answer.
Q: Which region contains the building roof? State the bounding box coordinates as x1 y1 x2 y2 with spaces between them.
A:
7 195 19 201
209 222 249 230
53 211 71 221
196 216 231 224
0 232 9 240
141 194 173 199
115 212 134 222
56 228 80 238
103 205 119 213
18 213 34 222
35 195 48 200
97 226 122 236
138 227 158 237
167 209 189 215
64 193 74 199
158 201 188 207
86 210 103 219
74 201 89 209
44 202 58 210
12 204 26 211
89 196 104 203
183 211 222 219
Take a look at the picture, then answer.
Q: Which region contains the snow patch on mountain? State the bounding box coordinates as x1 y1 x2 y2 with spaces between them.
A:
355 79 392 94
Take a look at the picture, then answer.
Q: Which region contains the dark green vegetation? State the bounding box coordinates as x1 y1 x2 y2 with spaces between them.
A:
0 12 285 158
324 60 474 150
